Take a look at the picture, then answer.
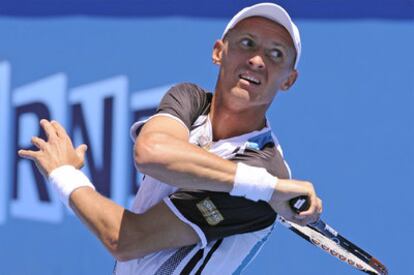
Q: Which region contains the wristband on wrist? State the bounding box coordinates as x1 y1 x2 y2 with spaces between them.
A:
48 165 95 209
231 162 278 202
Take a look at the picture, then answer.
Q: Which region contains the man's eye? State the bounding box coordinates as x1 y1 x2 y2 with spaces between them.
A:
269 49 282 60
240 38 254 48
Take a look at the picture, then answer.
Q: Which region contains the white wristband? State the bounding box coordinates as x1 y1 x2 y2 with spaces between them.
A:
48 165 95 209
231 162 278 202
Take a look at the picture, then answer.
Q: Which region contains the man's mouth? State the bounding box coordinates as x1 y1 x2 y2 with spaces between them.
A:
239 74 261 85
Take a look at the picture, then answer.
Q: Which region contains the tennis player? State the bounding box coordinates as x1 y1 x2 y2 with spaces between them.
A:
19 3 322 274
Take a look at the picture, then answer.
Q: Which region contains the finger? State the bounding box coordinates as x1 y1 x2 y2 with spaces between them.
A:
40 119 58 141
304 198 322 223
18 149 40 160
298 205 321 225
294 214 318 226
296 187 318 217
280 204 310 226
51 120 68 138
294 213 319 225
308 199 323 224
31 136 47 150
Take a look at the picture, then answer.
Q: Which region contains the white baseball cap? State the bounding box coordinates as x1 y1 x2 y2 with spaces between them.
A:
221 2 301 68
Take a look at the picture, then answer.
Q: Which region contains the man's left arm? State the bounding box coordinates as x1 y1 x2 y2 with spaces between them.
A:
18 119 200 261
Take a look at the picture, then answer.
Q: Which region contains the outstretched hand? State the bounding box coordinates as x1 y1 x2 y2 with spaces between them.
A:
18 119 87 178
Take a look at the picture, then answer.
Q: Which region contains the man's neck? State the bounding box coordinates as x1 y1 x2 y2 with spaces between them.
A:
210 96 267 141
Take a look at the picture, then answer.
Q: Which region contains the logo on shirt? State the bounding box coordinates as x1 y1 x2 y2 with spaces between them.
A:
196 197 224 226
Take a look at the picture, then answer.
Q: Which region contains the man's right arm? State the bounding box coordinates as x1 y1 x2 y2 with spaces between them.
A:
135 115 236 192
135 115 321 224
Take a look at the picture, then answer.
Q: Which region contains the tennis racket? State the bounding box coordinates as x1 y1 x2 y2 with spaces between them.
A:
282 196 388 275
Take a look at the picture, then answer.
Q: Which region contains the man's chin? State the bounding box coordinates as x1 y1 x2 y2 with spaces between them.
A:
230 87 251 101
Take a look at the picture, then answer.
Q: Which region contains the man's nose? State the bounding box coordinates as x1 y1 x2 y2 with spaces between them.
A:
248 54 265 70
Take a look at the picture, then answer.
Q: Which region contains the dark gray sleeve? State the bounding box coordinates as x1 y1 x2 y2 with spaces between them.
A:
156 83 211 130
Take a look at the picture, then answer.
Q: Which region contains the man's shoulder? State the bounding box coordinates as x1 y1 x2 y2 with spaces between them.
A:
166 82 213 110
170 82 212 96
156 83 212 130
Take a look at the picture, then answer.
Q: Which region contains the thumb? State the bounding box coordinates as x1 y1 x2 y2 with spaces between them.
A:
75 144 88 159
74 144 88 169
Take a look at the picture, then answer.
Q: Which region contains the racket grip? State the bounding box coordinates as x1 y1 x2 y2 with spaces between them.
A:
289 196 310 213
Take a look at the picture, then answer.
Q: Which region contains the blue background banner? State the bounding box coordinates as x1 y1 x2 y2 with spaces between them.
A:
1 0 414 19
0 1 413 275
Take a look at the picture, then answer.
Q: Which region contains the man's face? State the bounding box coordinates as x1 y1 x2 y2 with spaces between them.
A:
213 17 298 110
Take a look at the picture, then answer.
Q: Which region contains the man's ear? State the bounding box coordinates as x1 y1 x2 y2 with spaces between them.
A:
212 40 224 65
281 69 298 91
